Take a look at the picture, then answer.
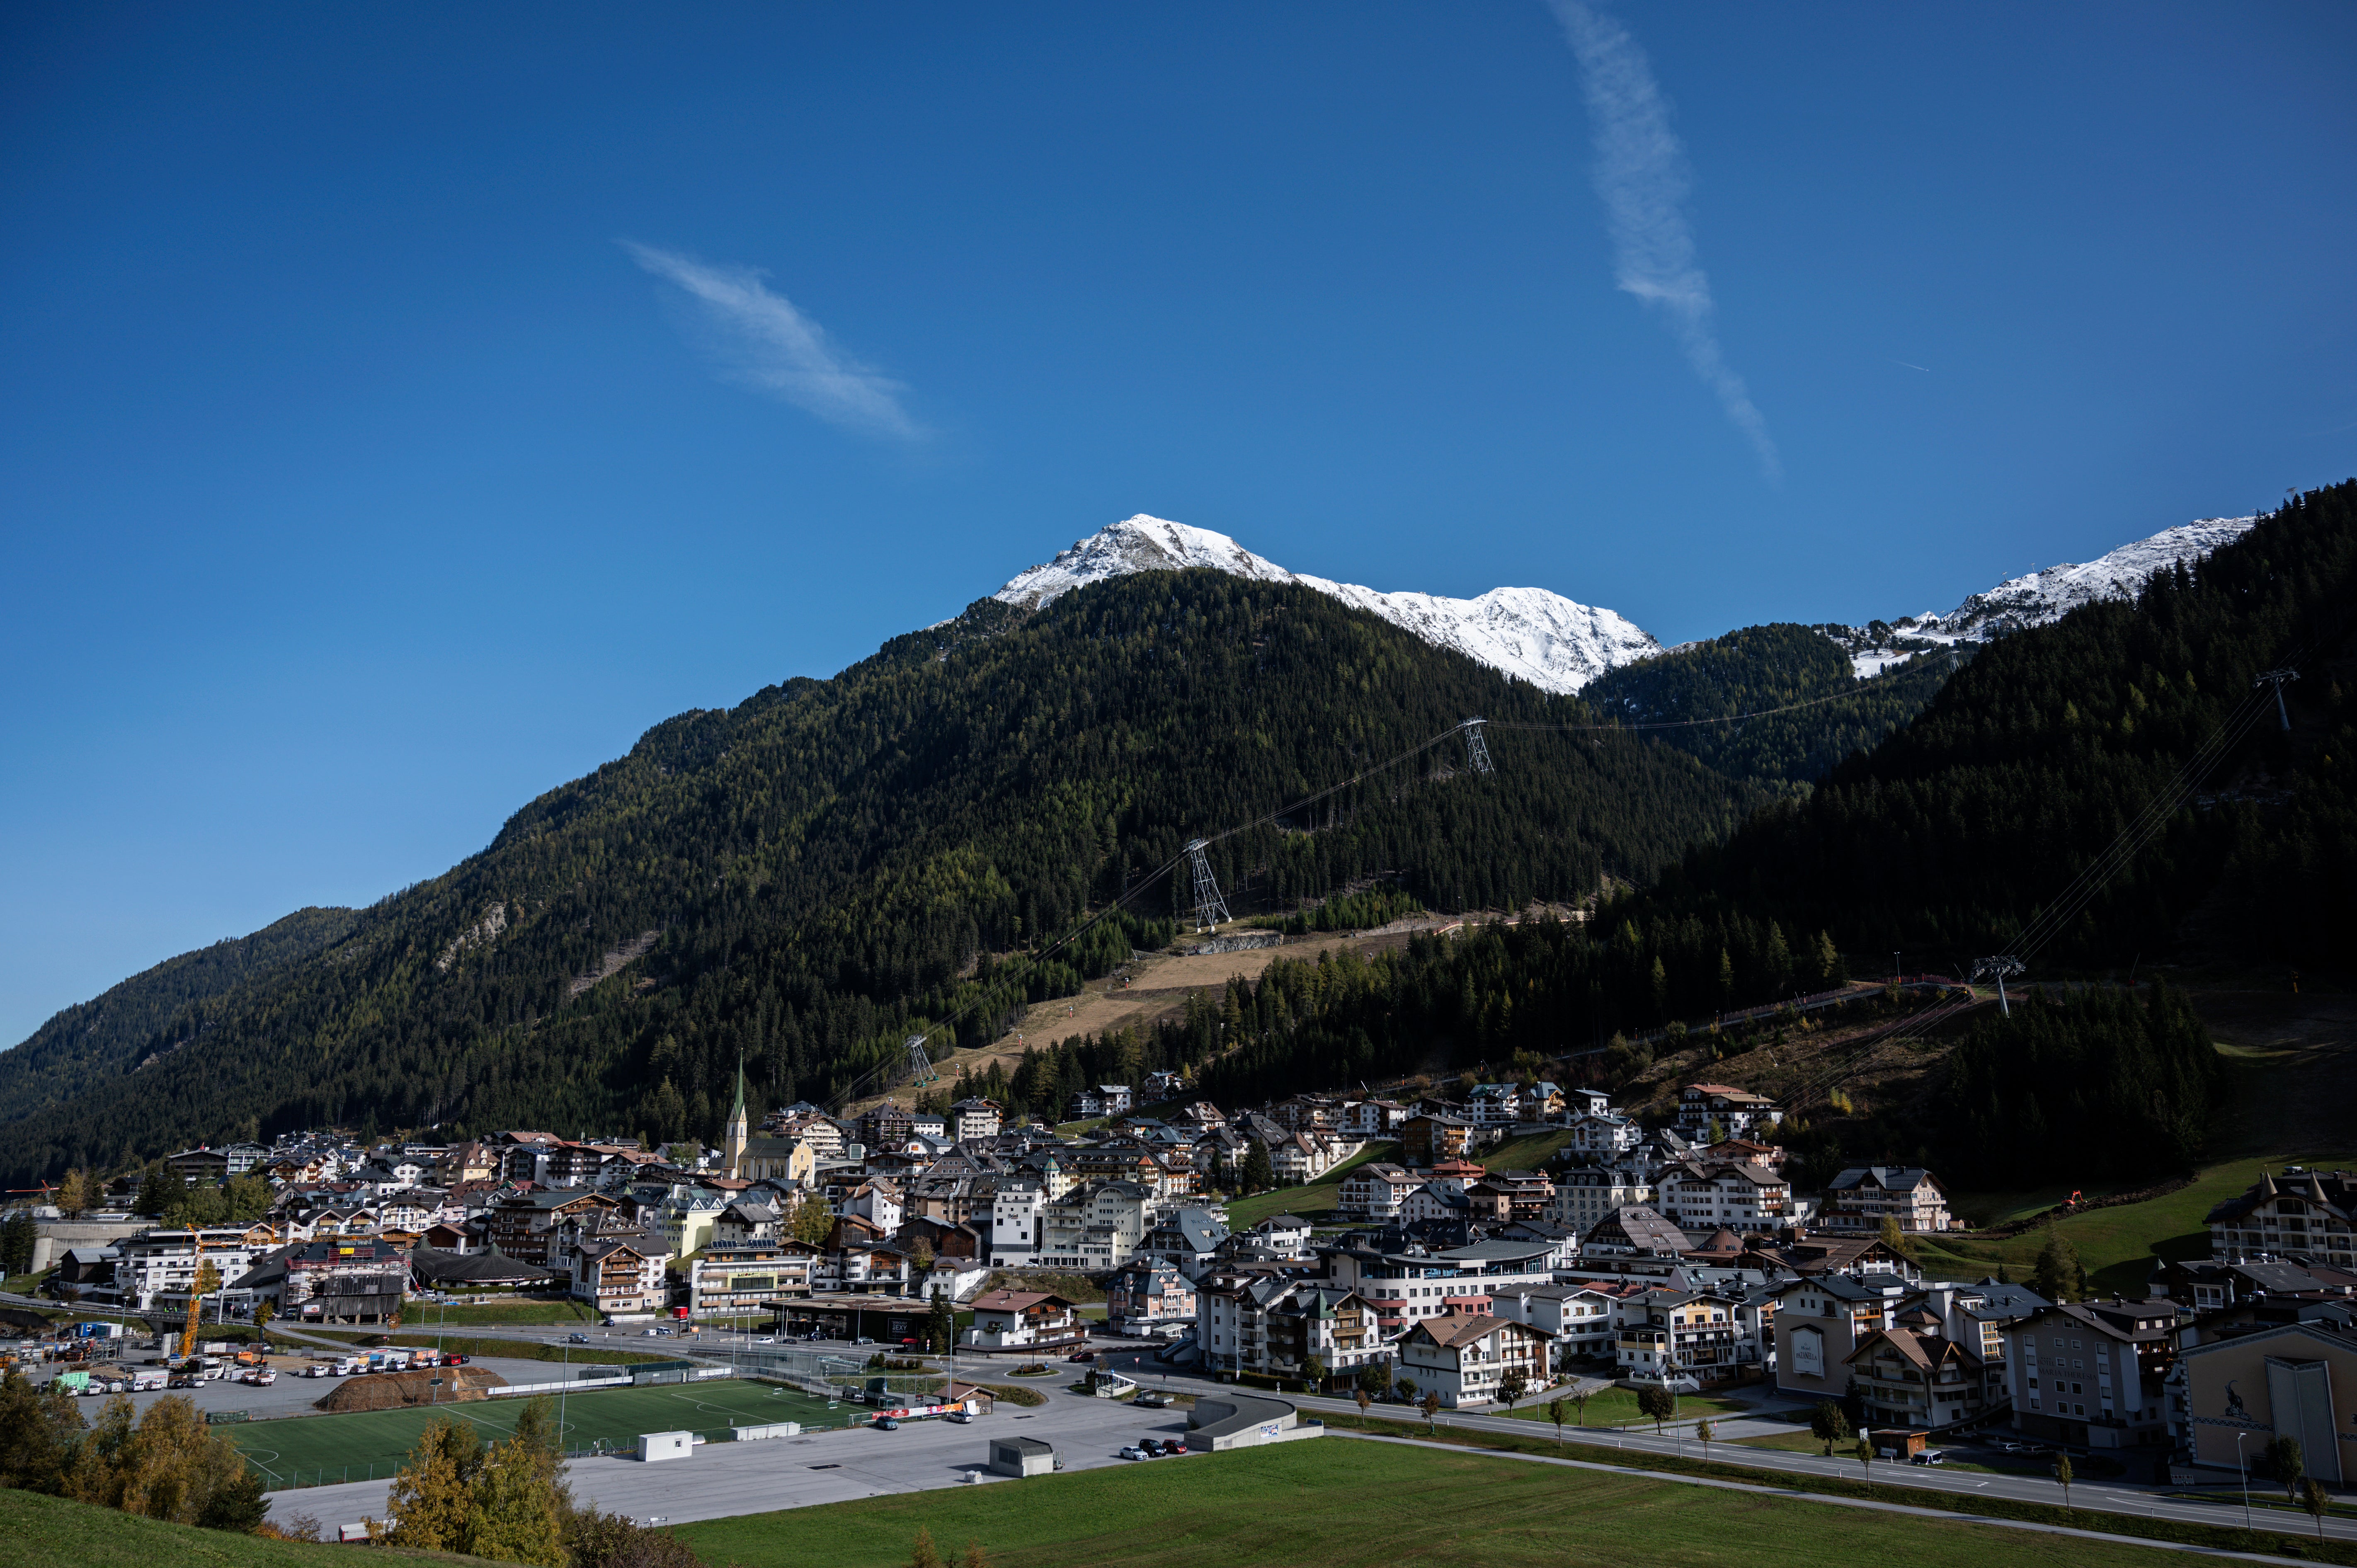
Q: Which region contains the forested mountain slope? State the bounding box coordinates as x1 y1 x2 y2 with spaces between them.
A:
0 574 1764 1183
1579 623 1964 790
1639 481 2357 977
0 907 354 1133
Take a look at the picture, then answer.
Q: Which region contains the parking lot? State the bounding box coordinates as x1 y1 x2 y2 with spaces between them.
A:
263 1379 1205 1533
33 1352 562 1423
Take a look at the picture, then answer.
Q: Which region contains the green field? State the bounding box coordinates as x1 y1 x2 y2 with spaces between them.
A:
230 1380 859 1491
1222 1141 1400 1228
1918 1148 2357 1295
402 1298 597 1326
1498 1386 1763 1430
1479 1129 1574 1171
676 1434 2185 1568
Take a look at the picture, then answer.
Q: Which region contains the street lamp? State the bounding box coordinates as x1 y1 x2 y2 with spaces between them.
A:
2237 1430 2252 1530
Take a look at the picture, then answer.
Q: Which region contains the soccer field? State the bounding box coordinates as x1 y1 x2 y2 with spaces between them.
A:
231 1379 857 1490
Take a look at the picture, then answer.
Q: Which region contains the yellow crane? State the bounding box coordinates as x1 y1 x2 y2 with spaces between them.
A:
180 1229 219 1360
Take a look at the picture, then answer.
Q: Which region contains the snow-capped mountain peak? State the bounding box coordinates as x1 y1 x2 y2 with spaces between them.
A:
991 516 1295 610
992 514 1659 694
1832 516 2256 676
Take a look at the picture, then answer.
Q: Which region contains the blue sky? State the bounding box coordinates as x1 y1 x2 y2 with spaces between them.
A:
4 2 2353 1044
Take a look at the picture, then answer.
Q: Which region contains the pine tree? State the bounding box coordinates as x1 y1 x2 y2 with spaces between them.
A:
2032 1223 2080 1304
1239 1141 1275 1195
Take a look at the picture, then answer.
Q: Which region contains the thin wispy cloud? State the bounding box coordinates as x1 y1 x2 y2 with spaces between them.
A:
621 242 922 441
1546 1 1779 479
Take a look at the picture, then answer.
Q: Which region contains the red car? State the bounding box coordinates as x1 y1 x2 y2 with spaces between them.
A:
1066 1349 1097 1363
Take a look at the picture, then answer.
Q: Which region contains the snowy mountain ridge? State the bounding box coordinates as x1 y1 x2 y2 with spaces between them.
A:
989 511 2259 694
993 516 1660 694
1829 516 2257 676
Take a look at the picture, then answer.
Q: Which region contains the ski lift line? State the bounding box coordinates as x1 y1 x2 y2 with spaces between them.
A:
822 851 1189 1112
1482 677 1920 736
1997 673 2286 965
828 721 1488 1111
1209 720 1481 846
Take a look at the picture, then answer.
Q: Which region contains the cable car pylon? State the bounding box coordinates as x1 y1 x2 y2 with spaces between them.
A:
1461 717 1494 775
1184 839 1234 933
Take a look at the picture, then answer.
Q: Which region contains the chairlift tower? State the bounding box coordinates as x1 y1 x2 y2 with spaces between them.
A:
905 1034 937 1087
1462 718 1494 776
1184 839 1234 933
2254 669 2300 731
1972 956 2026 1016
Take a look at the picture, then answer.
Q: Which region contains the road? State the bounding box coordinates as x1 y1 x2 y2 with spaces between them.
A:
1094 1349 2357 1551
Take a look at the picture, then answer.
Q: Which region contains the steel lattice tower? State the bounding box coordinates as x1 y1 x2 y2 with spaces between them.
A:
1184 838 1234 933
1462 718 1494 775
905 1033 937 1086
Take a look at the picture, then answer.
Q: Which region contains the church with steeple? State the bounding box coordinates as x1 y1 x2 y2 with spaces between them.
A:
723 1056 817 1185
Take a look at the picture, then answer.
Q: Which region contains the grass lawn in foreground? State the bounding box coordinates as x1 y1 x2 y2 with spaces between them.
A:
0 1488 490 1568
676 1434 2182 1568
1222 1142 1400 1229
229 1381 854 1490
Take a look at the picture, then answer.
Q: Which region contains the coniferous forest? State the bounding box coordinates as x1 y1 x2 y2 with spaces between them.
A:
4 481 2349 1185
0 574 1768 1183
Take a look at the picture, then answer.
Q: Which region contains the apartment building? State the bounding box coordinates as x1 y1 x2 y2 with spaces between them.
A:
1673 1083 1781 1141
1818 1166 1956 1235
1617 1288 1749 1386
2204 1169 2356 1269
2005 1297 2178 1452
1550 1168 1654 1233
1399 1313 1549 1408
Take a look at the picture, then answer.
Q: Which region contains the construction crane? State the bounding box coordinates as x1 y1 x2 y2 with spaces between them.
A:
180 1229 213 1360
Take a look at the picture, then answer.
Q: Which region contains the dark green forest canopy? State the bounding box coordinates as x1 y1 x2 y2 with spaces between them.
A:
1628 482 2357 977
1579 622 1964 791
0 906 354 1132
0 573 1774 1184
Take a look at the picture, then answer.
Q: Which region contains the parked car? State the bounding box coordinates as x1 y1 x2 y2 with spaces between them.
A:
1138 1438 1166 1457
945 1410 973 1425
1118 1446 1147 1461
852 1336 877 1345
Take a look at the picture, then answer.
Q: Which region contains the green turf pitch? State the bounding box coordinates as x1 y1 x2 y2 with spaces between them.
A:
230 1380 854 1489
